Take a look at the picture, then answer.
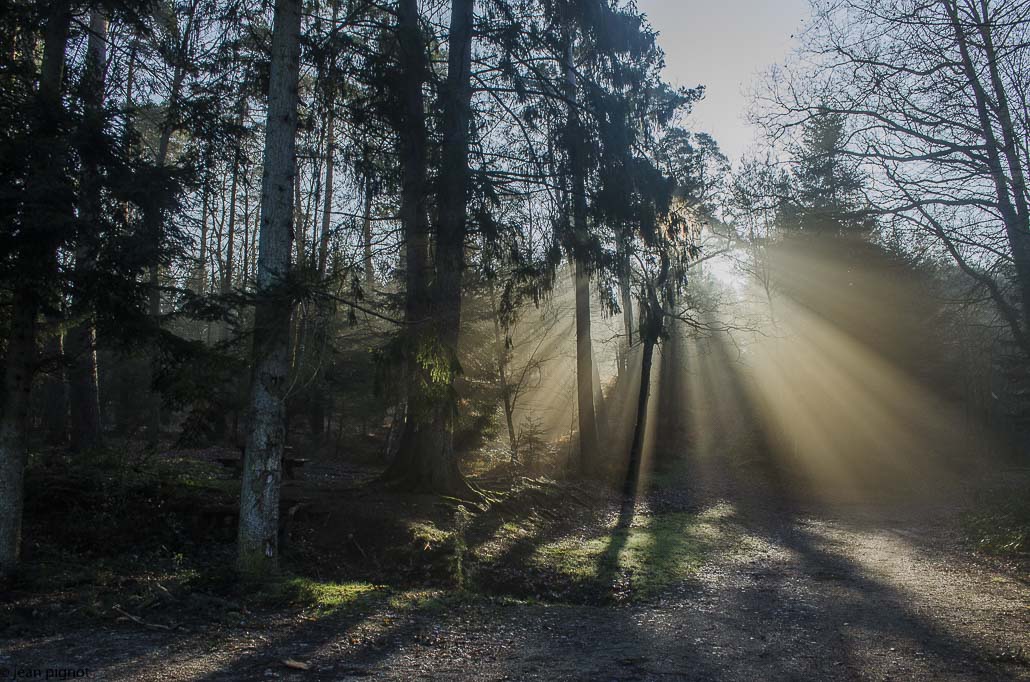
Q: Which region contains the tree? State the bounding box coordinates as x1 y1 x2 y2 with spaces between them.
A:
559 10 605 473
778 111 870 236
383 0 480 497
236 0 304 578
0 0 73 579
761 0 1030 353
67 6 109 451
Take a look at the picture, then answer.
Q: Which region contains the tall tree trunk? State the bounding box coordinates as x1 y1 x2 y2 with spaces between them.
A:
361 175 374 287
143 3 196 446
490 283 518 463
197 163 211 295
618 243 634 374
307 89 338 440
67 7 108 451
625 280 664 497
241 184 250 286
973 0 1030 329
0 292 39 579
563 32 602 473
40 330 68 445
317 111 335 276
293 165 305 266
317 0 338 278
383 0 478 497
1 1 71 580
236 0 302 578
219 103 243 344
223 112 243 298
380 0 429 470
625 335 655 497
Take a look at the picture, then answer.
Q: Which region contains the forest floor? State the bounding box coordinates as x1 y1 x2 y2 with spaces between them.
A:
1 439 1028 681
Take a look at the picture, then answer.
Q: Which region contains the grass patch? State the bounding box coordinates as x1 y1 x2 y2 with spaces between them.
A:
406 520 452 548
530 504 736 601
256 577 383 611
964 490 1030 558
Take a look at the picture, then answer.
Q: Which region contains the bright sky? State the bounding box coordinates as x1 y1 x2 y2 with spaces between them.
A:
636 0 811 163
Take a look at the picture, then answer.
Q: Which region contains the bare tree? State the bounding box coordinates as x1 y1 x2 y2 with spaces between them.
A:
759 0 1030 352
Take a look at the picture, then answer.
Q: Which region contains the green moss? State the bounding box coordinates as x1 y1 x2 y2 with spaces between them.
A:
407 521 451 548
258 577 382 610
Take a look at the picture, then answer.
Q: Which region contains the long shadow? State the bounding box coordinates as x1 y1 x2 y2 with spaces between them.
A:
726 505 1020 679
592 493 639 599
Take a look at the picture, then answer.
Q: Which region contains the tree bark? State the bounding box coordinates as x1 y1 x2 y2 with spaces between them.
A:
143 1 196 446
361 175 375 287
40 331 68 445
216 101 245 344
0 291 38 579
618 245 634 373
317 110 335 277
379 0 428 472
1 1 71 579
490 282 518 462
382 0 479 498
563 30 602 473
625 335 655 497
67 7 108 451
317 0 338 278
625 277 665 497
236 0 302 578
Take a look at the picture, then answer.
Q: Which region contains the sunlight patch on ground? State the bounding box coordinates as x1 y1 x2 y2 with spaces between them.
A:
530 504 739 599
260 578 384 611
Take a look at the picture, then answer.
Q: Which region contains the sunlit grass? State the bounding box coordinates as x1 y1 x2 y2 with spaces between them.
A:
963 492 1030 558
531 504 737 600
258 578 383 611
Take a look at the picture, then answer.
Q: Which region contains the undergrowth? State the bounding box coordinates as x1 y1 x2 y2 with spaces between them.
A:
964 489 1030 558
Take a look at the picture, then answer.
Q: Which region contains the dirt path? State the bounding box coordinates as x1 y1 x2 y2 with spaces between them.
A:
4 486 1028 681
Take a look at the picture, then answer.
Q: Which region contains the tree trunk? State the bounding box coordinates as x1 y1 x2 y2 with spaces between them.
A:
67 7 108 451
143 5 194 446
0 291 38 579
972 0 1030 327
625 277 665 497
625 336 655 497
362 175 375 287
217 105 243 345
945 0 1030 332
382 0 479 498
40 331 68 445
236 0 302 579
317 0 338 278
380 0 428 473
241 183 250 287
317 110 334 277
490 282 518 462
563 31 602 473
618 246 634 374
294 164 305 267
1 1 71 580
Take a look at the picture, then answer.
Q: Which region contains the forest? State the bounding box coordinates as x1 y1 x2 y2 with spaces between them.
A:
1 0 1028 679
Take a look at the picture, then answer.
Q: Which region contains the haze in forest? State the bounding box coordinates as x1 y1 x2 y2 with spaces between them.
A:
1 0 1028 677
